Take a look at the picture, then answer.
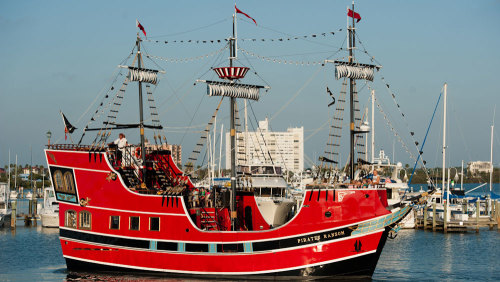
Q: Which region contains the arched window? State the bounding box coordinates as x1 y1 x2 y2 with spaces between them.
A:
63 172 75 193
65 210 77 228
53 171 63 192
79 211 91 230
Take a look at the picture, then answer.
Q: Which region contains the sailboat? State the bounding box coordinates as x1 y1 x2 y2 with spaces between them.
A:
45 4 416 278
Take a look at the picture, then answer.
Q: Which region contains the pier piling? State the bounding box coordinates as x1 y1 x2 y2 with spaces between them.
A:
476 200 480 233
423 206 428 230
444 203 448 233
10 201 16 229
432 203 436 231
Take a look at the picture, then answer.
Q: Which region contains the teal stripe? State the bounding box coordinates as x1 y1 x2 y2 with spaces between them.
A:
244 242 253 253
177 242 185 252
209 244 217 253
149 240 157 250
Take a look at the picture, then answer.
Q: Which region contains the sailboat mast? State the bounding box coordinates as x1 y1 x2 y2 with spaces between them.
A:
371 89 375 172
229 12 237 230
348 2 356 180
442 83 447 201
136 35 147 182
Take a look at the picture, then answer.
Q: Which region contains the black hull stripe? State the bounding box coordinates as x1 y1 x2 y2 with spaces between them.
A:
60 224 358 254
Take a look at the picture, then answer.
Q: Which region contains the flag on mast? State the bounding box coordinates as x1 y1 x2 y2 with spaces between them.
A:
61 111 76 140
235 5 257 25
136 20 147 37
347 9 361 22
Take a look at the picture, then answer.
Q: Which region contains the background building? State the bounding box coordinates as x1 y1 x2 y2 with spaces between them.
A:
226 118 304 173
146 142 182 168
467 161 492 175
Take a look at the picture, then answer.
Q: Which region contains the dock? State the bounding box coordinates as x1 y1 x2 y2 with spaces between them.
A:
414 200 500 233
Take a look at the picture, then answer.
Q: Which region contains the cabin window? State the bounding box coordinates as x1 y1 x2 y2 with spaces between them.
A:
79 211 92 230
130 216 140 231
65 210 77 228
110 216 120 230
54 171 63 191
149 217 160 231
63 172 75 193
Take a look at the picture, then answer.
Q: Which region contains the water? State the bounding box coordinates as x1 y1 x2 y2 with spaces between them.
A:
1 192 499 281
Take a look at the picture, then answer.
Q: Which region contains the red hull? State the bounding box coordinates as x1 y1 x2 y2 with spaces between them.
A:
45 148 410 278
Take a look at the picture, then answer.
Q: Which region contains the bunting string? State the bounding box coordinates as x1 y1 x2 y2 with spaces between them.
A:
145 45 228 63
145 30 341 45
238 47 325 66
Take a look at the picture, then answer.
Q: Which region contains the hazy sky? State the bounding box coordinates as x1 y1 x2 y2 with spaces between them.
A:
1 0 499 170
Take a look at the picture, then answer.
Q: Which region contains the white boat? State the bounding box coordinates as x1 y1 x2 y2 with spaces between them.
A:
0 182 12 228
238 164 295 227
25 191 33 200
38 187 59 228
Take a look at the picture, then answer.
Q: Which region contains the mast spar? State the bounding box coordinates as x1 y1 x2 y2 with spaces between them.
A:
136 35 147 183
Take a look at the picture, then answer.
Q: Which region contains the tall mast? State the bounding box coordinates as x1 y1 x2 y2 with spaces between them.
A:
442 83 447 201
230 11 237 230
348 1 356 180
371 89 375 172
136 35 147 183
489 106 495 214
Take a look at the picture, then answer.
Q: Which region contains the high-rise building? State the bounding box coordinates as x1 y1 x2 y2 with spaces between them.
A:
146 142 182 168
225 118 304 173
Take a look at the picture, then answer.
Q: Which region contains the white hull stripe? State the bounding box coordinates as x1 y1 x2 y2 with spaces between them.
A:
64 249 376 275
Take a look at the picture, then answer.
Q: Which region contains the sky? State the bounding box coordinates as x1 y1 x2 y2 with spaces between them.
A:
1 0 499 170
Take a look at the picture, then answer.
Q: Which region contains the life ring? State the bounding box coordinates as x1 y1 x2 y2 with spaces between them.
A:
135 147 142 158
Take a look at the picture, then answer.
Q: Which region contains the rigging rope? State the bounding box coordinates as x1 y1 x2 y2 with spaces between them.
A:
145 45 228 63
239 47 325 66
145 29 341 45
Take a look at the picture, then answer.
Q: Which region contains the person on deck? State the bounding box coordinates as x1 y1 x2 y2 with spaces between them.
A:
112 133 128 165
372 170 381 185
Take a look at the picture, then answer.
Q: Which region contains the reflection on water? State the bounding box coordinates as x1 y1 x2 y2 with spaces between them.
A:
373 230 500 281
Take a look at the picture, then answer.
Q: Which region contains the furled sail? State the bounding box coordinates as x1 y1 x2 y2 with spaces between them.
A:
201 80 266 101
335 64 374 81
128 67 159 85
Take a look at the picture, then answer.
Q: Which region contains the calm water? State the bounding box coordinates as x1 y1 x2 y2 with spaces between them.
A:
1 186 499 281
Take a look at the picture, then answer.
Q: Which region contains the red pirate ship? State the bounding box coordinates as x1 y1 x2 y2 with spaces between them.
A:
46 4 417 279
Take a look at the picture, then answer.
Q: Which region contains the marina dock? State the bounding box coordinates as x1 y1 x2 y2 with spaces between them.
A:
414 200 500 233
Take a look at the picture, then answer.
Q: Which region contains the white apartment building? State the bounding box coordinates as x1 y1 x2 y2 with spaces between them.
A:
225 118 304 173
467 161 492 175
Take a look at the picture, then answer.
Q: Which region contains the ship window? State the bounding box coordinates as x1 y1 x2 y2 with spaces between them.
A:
130 216 140 231
63 172 75 193
149 217 160 231
79 211 91 230
53 171 63 192
110 216 120 230
65 210 77 228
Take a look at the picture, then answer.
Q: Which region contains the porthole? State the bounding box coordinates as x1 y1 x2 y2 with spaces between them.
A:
65 210 77 228
79 211 91 230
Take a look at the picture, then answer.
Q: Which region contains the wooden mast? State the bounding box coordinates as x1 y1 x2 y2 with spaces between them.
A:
348 1 357 180
136 35 147 183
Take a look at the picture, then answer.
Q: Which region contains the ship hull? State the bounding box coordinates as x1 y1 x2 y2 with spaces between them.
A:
45 149 409 278
62 228 390 279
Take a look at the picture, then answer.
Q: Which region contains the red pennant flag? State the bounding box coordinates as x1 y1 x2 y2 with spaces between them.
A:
347 9 361 23
136 20 147 37
235 5 257 25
